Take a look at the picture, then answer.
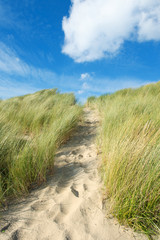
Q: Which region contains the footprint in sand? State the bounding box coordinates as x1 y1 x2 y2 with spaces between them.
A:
11 229 20 240
83 184 88 191
88 170 97 181
30 201 48 211
70 150 77 155
47 201 70 221
54 213 63 224
70 185 79 198
64 230 72 240
44 186 54 195
60 203 70 215
79 208 90 234
46 204 58 219
78 154 83 159
55 180 68 194
0 109 148 240
25 219 33 227
55 186 64 194
55 182 71 194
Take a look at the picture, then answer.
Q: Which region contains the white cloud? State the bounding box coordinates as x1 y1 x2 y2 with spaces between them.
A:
0 83 39 99
0 1 12 26
0 42 90 99
138 6 160 41
80 73 90 80
82 82 89 90
86 77 151 94
0 43 30 76
62 0 160 62
0 42 57 81
0 42 59 98
78 90 84 94
77 76 154 103
77 81 90 95
77 76 152 97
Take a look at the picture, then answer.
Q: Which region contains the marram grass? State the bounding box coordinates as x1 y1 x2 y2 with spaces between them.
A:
0 89 82 204
88 82 160 238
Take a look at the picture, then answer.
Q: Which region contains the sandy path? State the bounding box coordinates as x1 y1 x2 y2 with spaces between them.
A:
0 108 147 240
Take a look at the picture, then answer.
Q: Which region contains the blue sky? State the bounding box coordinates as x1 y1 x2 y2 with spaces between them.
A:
0 0 160 102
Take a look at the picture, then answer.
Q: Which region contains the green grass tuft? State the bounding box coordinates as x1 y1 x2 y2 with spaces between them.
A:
89 82 160 237
0 89 82 204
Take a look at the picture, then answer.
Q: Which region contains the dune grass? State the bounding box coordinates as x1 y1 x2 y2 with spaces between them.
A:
0 89 82 205
88 82 160 237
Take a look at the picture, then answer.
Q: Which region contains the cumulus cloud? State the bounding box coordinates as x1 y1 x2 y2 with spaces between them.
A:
62 0 160 62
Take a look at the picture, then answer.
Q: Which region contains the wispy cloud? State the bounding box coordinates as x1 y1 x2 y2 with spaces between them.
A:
0 42 156 101
0 42 57 81
62 0 160 62
0 79 39 99
0 42 86 99
77 75 154 103
0 42 27 75
0 42 58 98
0 0 22 29
0 1 12 27
86 77 151 94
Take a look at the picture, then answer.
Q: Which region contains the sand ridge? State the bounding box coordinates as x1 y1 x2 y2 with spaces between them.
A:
0 108 147 240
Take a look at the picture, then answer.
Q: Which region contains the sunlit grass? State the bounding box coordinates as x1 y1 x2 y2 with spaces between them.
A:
88 82 160 237
0 89 82 204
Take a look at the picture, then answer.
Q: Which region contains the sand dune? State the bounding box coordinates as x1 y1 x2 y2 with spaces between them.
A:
0 109 148 240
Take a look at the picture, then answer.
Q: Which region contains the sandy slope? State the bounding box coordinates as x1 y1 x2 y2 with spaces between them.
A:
0 108 148 240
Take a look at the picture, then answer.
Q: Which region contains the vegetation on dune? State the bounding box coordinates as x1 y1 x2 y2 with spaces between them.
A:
0 89 82 205
86 96 97 107
87 82 160 237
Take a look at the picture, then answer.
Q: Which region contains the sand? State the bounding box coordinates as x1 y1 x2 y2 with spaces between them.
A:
0 108 149 240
